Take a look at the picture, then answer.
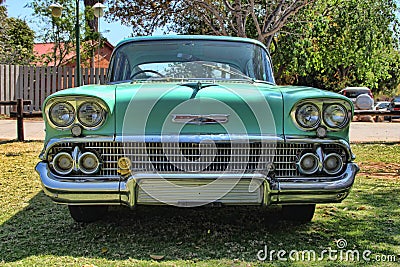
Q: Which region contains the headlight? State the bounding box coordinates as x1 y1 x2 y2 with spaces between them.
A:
295 103 320 129
77 102 105 128
51 152 74 175
323 104 348 128
78 151 100 174
323 153 343 175
49 102 75 127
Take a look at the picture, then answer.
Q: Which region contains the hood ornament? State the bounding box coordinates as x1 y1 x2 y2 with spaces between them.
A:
172 114 229 125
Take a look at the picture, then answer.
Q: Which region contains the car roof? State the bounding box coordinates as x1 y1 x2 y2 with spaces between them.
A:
115 35 267 50
341 87 371 92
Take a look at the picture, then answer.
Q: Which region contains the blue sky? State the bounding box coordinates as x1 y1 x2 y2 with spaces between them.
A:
5 0 138 46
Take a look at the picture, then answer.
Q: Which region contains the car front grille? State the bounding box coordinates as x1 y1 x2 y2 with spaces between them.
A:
47 142 346 178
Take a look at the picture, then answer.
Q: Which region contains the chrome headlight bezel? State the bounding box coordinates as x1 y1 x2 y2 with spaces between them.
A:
77 101 106 128
292 99 352 132
48 102 76 128
45 97 108 130
295 103 321 129
323 104 349 129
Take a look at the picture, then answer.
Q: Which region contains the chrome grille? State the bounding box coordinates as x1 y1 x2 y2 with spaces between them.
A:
47 142 345 178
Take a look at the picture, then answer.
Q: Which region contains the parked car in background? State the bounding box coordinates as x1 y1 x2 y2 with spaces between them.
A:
373 101 391 122
388 96 400 121
35 35 359 223
374 101 390 111
339 87 374 110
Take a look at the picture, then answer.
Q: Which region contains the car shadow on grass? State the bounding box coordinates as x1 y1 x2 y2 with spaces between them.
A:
0 178 399 264
0 191 311 263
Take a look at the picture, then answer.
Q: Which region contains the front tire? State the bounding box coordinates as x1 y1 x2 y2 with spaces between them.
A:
68 205 108 223
281 204 315 222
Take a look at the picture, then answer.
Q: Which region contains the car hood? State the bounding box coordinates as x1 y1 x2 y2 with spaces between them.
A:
43 82 351 141
114 81 283 137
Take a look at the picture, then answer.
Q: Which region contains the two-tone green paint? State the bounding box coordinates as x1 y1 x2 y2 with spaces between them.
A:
42 82 352 143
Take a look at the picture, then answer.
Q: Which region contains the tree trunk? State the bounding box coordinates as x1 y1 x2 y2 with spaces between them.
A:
84 0 105 32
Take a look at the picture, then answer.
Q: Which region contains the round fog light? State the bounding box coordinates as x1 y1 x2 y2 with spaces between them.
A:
297 153 319 175
52 152 74 175
323 153 343 175
78 152 100 174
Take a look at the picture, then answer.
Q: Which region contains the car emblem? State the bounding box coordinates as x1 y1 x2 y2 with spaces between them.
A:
172 114 229 125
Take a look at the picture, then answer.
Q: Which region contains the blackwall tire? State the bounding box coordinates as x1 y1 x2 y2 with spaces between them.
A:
68 205 108 223
281 204 316 223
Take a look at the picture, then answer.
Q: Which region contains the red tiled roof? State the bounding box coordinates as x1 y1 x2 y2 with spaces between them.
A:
33 40 114 67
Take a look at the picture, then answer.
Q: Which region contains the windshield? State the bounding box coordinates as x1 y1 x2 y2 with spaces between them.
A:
108 39 275 83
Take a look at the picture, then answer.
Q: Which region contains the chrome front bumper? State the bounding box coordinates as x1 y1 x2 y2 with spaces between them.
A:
35 162 359 207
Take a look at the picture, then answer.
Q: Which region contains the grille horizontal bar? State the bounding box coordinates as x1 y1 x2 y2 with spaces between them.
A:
47 142 345 178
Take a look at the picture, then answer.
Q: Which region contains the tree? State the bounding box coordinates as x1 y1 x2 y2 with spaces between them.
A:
0 6 10 63
27 0 104 67
0 5 35 64
271 0 400 93
28 0 79 66
106 0 313 48
4 17 35 64
84 0 105 33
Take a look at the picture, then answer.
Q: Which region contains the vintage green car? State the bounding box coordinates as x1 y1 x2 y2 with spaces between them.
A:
36 35 359 223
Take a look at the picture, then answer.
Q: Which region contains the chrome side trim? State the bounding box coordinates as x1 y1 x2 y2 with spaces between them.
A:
116 134 284 143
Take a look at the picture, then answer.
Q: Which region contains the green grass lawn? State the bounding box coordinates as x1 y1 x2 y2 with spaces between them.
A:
0 142 399 266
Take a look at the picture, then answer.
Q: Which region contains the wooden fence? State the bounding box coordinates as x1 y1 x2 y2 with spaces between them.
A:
0 65 108 114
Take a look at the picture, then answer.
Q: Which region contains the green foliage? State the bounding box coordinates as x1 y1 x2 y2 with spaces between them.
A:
27 0 102 67
107 0 310 47
0 6 10 60
4 17 35 64
272 0 400 94
28 0 79 66
106 0 400 94
0 6 35 64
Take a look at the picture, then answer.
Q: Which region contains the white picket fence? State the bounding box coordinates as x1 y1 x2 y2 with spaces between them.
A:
0 65 108 114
